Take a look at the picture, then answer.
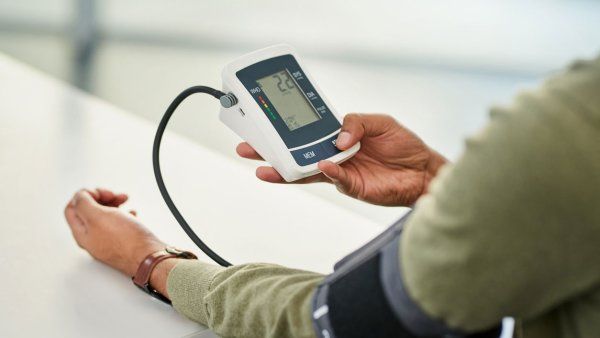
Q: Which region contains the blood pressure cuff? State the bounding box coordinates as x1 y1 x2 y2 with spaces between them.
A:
311 211 502 338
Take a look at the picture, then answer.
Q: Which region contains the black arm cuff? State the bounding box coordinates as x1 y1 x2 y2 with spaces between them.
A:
320 251 416 338
311 211 503 338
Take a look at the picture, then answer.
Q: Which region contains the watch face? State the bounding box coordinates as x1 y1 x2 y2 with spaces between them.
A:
165 247 182 255
166 247 197 259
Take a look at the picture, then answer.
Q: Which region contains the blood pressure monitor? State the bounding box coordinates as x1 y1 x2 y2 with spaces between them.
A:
153 44 359 266
219 44 360 182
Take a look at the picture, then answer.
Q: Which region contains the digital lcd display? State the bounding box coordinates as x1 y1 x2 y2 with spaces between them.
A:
256 70 321 131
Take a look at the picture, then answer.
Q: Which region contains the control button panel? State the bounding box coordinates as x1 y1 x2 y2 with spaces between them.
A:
290 133 342 166
320 133 343 157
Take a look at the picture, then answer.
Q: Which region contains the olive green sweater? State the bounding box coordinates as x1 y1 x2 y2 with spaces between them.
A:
167 56 600 338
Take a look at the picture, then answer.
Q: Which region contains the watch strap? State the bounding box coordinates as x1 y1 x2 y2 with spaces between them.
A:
132 247 197 305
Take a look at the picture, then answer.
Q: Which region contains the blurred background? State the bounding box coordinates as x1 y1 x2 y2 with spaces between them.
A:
1 0 599 224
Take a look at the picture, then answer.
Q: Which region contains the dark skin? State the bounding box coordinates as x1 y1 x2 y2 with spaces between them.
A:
240 113 446 206
64 114 448 300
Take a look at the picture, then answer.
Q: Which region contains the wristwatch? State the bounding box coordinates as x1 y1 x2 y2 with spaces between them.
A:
132 246 197 305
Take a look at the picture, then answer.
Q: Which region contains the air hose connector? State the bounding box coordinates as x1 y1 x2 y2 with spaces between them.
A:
220 93 238 108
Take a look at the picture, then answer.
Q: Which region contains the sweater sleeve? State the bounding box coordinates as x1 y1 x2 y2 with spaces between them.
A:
400 56 600 332
167 260 323 338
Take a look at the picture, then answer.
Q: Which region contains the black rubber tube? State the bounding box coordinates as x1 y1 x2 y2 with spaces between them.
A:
152 86 232 267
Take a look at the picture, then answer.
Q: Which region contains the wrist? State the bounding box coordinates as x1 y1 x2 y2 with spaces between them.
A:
149 258 180 299
126 240 166 276
424 149 448 192
131 247 196 304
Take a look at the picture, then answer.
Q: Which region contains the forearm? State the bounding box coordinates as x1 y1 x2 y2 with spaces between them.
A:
156 259 322 338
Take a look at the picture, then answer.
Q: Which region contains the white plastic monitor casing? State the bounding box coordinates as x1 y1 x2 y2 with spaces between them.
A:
219 44 360 182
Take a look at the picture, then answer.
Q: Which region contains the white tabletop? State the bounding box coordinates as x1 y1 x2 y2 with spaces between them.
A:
0 54 387 337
